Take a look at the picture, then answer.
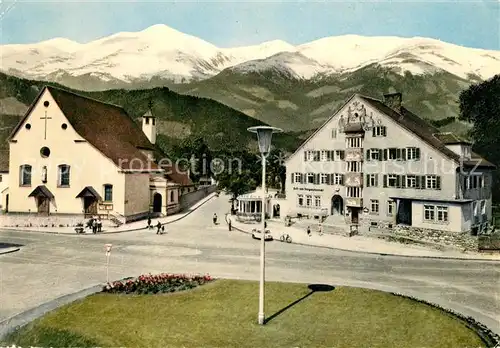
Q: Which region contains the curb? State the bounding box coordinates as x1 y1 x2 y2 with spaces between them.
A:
0 193 217 236
224 214 500 262
0 247 20 255
0 284 102 340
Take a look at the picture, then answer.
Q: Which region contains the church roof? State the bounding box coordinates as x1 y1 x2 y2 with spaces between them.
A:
9 86 159 171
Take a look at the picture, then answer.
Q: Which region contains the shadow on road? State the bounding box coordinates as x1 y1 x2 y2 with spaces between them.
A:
265 284 335 324
0 242 23 249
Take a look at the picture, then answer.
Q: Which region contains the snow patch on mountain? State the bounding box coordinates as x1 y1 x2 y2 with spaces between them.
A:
0 24 499 84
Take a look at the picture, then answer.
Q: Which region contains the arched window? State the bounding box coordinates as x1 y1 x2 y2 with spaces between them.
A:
103 184 113 202
170 190 174 203
58 164 70 187
19 165 32 186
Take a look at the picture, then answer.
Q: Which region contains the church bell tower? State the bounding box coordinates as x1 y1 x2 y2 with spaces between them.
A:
142 101 157 145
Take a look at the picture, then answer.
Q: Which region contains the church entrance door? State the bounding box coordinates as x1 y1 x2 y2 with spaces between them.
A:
153 193 162 213
331 195 343 215
37 196 50 215
84 196 98 216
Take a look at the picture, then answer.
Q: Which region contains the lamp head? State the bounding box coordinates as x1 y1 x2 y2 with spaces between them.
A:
248 126 283 156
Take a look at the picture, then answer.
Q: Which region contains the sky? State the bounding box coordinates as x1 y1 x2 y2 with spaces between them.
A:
0 0 499 50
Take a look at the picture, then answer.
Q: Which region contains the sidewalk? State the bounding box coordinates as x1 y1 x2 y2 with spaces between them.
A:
0 193 216 235
226 215 500 261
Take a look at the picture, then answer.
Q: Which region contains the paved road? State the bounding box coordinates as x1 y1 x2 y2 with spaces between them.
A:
1 194 499 335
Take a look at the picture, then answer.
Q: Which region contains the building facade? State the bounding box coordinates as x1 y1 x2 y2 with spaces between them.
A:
283 92 494 234
1 86 192 223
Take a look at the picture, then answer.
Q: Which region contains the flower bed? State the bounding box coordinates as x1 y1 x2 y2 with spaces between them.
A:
102 273 214 294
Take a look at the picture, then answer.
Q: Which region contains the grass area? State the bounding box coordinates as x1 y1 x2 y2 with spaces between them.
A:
3 280 485 348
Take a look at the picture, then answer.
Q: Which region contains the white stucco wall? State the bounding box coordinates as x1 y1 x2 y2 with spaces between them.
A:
124 173 150 216
0 173 9 212
8 89 127 216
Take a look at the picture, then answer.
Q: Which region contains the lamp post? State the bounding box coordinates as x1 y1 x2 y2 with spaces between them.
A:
248 125 283 325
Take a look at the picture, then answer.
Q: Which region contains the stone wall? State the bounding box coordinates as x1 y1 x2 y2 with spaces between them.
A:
389 226 478 251
0 214 86 228
179 185 216 211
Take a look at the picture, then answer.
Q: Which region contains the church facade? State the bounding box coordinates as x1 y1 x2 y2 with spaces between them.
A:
283 92 495 235
1 86 192 223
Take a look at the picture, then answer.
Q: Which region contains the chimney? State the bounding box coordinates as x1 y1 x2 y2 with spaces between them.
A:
383 92 402 112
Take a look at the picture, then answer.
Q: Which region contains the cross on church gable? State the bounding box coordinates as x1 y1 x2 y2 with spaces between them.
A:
40 111 52 140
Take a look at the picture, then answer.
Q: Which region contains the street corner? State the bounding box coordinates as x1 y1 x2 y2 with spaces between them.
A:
0 242 23 255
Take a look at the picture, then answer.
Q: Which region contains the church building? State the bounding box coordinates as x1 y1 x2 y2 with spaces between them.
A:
1 86 192 223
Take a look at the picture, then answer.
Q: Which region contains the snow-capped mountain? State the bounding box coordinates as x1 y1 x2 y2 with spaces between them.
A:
1 24 499 84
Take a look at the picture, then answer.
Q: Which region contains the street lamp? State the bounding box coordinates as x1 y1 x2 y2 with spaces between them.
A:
248 125 283 325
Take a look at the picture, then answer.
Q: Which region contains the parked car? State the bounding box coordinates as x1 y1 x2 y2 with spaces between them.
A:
251 229 273 241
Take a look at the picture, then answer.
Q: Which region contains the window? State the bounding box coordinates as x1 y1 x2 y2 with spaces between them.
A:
406 147 420 160
347 161 362 172
424 205 435 221
387 174 398 187
294 173 301 183
19 165 32 186
40 146 51 158
481 200 486 214
388 148 398 160
320 150 328 162
170 191 174 203
104 184 113 202
367 149 380 161
145 118 150 124
406 175 417 188
436 206 448 222
370 199 379 214
320 174 328 184
306 195 312 207
347 187 361 198
314 196 321 207
387 200 395 216
347 137 362 148
332 174 343 185
307 173 315 184
331 129 337 138
425 175 441 189
372 126 387 137
297 194 304 207
58 164 70 187
366 174 378 187
335 150 345 161
473 201 478 216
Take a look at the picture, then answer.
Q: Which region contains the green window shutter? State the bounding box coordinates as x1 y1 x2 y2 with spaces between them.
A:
416 148 421 160
383 149 388 161
401 175 406 188
396 175 401 188
396 148 401 160
401 148 406 161
421 176 427 189
304 151 307 161
382 126 387 136
383 175 387 188
436 176 441 190
416 175 421 189
366 149 370 160
366 174 370 187
375 174 379 187
291 173 294 184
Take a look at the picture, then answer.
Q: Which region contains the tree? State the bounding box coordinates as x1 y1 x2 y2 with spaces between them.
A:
459 74 500 201
266 148 287 192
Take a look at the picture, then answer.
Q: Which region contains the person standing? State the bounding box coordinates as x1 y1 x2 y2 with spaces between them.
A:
147 216 152 229
318 223 323 236
156 221 162 234
213 213 218 225
97 216 102 233
307 226 311 237
92 218 97 234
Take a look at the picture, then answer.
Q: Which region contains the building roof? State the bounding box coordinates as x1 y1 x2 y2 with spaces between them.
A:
9 86 159 171
237 187 279 200
432 132 471 145
359 96 494 168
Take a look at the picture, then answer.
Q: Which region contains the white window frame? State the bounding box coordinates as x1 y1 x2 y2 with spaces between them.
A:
346 137 362 148
370 199 379 214
387 200 395 216
347 161 362 172
426 175 437 189
294 173 301 183
307 173 315 184
314 196 321 208
320 173 328 184
335 150 344 161
424 205 435 221
406 175 417 188
368 149 380 161
320 150 328 162
347 187 361 198
407 147 418 160
387 174 398 187
373 126 387 137
297 194 304 207
333 174 343 185
306 195 312 207
436 206 448 222
367 174 377 187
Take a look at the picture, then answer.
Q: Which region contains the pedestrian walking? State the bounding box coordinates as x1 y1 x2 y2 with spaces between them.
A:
307 226 311 237
97 216 102 233
92 218 97 234
161 225 165 234
147 216 152 229
228 218 232 231
318 223 323 236
213 213 218 225
156 221 162 234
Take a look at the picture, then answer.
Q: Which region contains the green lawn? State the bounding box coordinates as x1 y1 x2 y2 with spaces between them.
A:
3 280 485 348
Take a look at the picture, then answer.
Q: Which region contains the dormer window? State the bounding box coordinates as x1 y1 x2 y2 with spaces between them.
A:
145 118 150 124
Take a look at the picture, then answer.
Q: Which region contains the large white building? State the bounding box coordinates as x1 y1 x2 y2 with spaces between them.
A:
283 92 495 234
0 86 193 224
